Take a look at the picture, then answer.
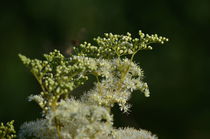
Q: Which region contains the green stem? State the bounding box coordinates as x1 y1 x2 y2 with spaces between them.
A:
33 72 46 92
55 117 62 139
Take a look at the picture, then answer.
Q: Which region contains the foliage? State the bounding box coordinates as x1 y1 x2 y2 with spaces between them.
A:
0 121 16 139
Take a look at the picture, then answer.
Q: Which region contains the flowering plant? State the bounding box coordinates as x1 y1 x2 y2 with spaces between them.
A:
1 30 168 139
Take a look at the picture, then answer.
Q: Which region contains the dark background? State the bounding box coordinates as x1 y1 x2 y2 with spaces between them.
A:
0 0 210 138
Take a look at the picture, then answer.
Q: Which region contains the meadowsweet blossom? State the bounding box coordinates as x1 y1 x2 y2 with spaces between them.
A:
17 30 168 139
115 128 158 139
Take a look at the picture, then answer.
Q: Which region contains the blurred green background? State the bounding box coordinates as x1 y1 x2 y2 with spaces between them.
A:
0 0 210 138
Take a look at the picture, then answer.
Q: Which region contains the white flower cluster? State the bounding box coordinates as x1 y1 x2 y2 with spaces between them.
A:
18 31 168 139
80 57 149 112
114 128 158 139
19 99 157 139
19 99 113 139
19 119 52 139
